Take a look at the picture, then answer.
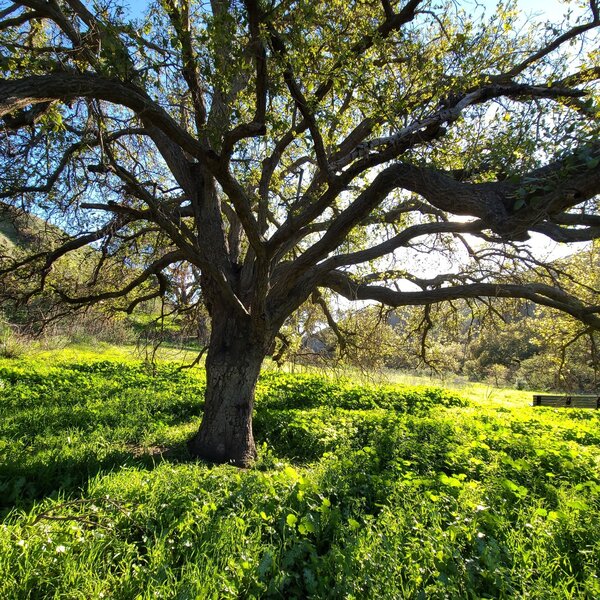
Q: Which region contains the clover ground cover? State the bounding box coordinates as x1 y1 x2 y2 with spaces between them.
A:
0 351 598 598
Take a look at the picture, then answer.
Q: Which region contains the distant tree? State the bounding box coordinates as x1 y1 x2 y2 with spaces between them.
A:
1 0 600 465
401 243 600 388
466 319 539 373
515 241 600 390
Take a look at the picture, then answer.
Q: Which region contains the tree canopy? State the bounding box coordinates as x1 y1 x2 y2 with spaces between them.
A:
1 0 599 464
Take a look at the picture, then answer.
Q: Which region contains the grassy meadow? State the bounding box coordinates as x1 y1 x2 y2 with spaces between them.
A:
0 346 599 599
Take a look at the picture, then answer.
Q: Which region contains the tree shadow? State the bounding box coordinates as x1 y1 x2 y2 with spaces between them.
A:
0 441 191 517
0 361 206 516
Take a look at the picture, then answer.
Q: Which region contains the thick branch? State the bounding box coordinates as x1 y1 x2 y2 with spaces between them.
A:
221 0 267 155
0 73 210 163
332 83 588 171
163 0 207 132
318 220 485 271
324 271 600 330
532 223 600 243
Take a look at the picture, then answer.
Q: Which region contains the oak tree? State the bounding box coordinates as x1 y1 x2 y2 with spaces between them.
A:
1 0 600 465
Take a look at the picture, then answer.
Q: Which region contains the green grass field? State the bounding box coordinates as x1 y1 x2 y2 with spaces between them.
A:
0 347 599 599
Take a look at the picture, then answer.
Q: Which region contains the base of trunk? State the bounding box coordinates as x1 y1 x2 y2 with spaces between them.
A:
187 420 257 467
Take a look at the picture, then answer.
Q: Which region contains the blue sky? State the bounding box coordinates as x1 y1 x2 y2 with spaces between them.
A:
122 0 581 21
478 0 583 20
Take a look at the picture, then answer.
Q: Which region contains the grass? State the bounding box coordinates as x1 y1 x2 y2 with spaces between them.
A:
0 347 599 598
31 341 207 364
386 371 536 408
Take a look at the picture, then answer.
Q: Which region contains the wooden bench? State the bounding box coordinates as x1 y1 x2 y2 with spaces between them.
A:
532 395 600 409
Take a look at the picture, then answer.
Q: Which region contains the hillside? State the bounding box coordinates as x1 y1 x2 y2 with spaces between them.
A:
0 203 64 256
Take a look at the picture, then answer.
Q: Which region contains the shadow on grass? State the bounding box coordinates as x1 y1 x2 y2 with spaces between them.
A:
0 441 192 517
0 360 206 516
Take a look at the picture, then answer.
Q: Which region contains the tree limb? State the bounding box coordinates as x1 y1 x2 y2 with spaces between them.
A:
323 270 600 330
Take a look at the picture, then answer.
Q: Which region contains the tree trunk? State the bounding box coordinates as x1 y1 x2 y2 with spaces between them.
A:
187 312 266 467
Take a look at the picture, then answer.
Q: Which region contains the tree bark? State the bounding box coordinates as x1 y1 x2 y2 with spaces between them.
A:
187 311 266 467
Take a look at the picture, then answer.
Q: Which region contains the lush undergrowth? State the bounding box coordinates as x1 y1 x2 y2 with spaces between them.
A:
0 351 599 599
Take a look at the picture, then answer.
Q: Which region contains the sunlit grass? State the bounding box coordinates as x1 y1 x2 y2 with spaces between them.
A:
279 360 537 408
386 371 535 407
33 340 206 364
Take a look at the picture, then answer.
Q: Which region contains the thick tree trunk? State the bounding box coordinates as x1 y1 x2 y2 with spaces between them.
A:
187 312 266 467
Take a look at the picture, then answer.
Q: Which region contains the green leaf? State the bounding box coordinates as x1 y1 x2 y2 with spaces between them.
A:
439 473 462 488
566 499 589 511
513 198 526 211
283 466 299 480
299 516 315 534
501 479 528 498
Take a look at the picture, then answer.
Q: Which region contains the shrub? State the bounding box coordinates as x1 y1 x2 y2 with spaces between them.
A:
0 322 28 359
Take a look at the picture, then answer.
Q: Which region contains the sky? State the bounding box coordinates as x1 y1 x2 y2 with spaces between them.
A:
122 0 583 21
477 0 582 20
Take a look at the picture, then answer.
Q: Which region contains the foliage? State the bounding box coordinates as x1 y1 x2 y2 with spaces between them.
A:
1 0 600 463
1 350 599 598
516 243 600 391
256 371 465 412
0 356 204 508
311 245 599 391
